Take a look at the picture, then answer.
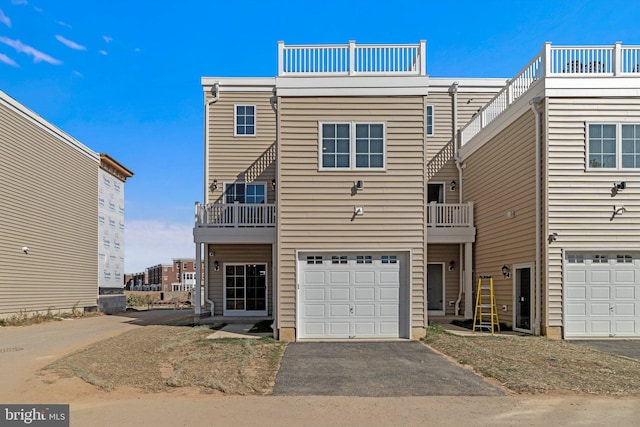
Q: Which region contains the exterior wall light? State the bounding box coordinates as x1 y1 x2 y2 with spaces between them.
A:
214 261 220 271
501 265 511 278
210 179 218 192
272 179 276 190
448 260 455 271
450 180 457 191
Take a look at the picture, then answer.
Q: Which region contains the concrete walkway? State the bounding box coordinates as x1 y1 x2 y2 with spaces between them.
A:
206 323 272 339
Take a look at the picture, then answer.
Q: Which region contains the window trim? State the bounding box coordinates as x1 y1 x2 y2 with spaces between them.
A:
234 104 256 137
586 122 640 171
318 121 387 171
426 104 434 136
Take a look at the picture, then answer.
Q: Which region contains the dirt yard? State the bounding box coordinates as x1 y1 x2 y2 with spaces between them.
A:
43 325 286 395
424 325 640 395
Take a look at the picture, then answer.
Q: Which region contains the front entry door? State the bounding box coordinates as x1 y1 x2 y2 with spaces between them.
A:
514 265 533 332
224 263 267 316
427 263 444 314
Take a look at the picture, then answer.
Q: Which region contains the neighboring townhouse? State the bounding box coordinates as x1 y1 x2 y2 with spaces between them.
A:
145 259 201 292
0 89 132 317
125 272 147 290
194 41 505 340
459 42 640 339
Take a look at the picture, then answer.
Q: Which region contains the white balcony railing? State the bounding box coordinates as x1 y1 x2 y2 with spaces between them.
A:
460 42 640 145
278 40 427 76
427 202 474 228
195 202 276 228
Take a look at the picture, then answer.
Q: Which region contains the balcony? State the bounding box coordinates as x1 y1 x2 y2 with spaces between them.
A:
193 202 276 244
427 202 475 243
277 40 427 76
461 42 640 146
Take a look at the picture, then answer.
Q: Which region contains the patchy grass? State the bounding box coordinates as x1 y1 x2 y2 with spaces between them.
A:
43 325 286 395
423 328 640 395
0 305 99 327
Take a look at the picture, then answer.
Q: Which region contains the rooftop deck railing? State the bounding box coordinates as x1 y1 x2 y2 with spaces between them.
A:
460 42 640 145
278 40 427 76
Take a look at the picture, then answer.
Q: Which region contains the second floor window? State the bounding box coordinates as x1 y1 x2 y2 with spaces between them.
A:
225 183 266 204
235 105 255 136
426 105 434 135
588 123 640 170
320 122 385 170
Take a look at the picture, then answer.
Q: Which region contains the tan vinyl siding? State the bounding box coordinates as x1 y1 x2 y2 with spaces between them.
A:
277 96 426 329
429 159 460 202
0 103 98 316
207 91 276 204
427 244 462 315
546 97 640 328
463 111 537 325
206 243 273 316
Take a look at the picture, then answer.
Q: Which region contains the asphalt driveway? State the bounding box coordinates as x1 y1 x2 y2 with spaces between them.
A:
571 340 640 360
273 341 504 397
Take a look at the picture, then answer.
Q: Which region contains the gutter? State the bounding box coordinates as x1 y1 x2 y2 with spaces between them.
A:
450 81 464 317
530 97 543 335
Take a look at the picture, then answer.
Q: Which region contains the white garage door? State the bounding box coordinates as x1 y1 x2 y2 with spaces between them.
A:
298 253 406 339
564 252 640 338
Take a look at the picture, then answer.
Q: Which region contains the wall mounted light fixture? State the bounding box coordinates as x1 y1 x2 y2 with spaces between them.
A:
548 232 558 244
450 180 457 191
209 179 218 192
356 180 364 190
611 181 626 197
501 265 511 278
271 179 276 190
214 260 220 271
448 260 455 271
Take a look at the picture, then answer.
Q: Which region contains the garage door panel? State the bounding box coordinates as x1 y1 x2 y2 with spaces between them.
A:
590 286 610 299
329 288 350 301
299 253 403 339
305 304 325 317
590 303 611 315
615 270 635 283
354 271 375 284
305 288 326 301
354 287 375 300
330 304 350 317
305 271 326 284
565 251 640 338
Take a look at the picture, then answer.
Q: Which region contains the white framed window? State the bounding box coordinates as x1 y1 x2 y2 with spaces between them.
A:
224 182 266 204
235 105 255 136
319 122 386 171
587 123 640 170
306 256 323 265
382 255 398 264
356 255 372 264
426 105 434 136
331 255 347 264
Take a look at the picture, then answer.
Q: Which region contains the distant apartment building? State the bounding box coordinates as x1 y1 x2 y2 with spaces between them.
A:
144 259 201 292
124 272 147 290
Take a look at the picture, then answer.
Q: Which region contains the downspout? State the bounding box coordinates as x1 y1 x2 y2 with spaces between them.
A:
450 81 464 316
271 92 279 338
530 97 543 335
203 82 220 317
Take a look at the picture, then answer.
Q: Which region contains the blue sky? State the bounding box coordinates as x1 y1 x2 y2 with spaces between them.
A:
1 0 639 272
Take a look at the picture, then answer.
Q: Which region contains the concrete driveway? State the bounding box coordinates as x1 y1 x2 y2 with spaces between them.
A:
273 341 504 397
571 340 640 360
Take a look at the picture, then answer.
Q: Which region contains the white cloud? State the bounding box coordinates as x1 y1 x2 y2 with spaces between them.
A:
0 53 18 67
57 20 72 28
0 9 11 27
72 70 83 77
0 36 62 65
124 220 195 273
99 49 107 55
33 6 42 12
11 0 27 4
55 34 86 51
103 35 112 43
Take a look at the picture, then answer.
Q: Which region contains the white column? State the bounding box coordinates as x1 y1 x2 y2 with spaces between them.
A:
464 242 473 318
348 40 356 76
194 242 202 315
277 41 285 76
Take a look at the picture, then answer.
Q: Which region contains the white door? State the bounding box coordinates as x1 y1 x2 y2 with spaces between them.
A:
298 253 405 339
564 252 640 338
